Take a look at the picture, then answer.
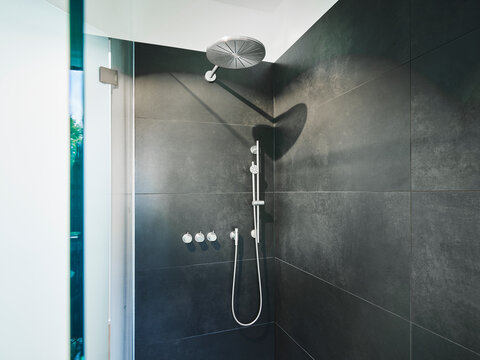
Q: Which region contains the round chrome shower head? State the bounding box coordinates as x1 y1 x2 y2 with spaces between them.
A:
206 36 266 69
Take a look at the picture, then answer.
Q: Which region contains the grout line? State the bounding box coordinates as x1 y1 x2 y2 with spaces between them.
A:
139 321 275 346
285 58 411 110
274 190 410 194
410 26 480 62
136 257 275 273
276 257 411 323
135 191 276 196
411 189 480 193
411 323 480 358
275 323 316 360
135 116 271 128
409 2 413 357
273 189 480 194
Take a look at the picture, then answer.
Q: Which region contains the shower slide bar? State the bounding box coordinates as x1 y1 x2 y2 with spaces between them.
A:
230 140 264 327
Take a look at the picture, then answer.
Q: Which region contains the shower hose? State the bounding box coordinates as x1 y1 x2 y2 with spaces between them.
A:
231 227 263 327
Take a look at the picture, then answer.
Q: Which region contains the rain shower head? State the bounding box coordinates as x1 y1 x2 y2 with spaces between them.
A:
204 36 266 82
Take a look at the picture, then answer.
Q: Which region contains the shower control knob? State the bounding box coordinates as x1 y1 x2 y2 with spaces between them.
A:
182 232 193 244
251 229 256 239
195 232 205 243
207 231 217 242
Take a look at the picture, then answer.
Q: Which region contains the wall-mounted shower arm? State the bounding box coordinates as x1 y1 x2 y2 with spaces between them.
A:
204 65 219 83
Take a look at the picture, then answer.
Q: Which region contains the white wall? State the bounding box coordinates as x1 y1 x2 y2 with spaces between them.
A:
47 0 338 62
0 0 70 359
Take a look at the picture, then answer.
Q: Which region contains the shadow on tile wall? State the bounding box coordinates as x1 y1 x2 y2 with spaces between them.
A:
134 0 480 358
134 43 275 359
273 0 480 359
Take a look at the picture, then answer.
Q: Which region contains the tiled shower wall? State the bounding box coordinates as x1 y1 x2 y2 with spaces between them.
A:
134 0 479 358
273 0 480 359
134 43 275 359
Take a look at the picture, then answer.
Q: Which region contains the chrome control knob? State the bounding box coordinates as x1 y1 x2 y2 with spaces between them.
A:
207 231 217 242
182 232 193 244
195 232 205 243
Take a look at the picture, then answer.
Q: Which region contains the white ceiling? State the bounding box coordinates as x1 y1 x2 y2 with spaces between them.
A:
47 0 338 62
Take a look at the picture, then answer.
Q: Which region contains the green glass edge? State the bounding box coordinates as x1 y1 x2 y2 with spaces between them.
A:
69 0 84 359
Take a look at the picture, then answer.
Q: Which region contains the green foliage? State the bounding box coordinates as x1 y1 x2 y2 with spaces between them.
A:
70 117 83 165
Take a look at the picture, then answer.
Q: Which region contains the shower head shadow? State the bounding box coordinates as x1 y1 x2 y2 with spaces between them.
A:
205 36 266 82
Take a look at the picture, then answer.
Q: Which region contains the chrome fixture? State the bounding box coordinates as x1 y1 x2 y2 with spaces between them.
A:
205 36 266 82
230 140 264 326
182 232 193 244
195 232 205 243
207 231 217 242
250 140 264 243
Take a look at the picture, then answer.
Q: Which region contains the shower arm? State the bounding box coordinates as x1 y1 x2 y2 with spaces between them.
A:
204 65 219 82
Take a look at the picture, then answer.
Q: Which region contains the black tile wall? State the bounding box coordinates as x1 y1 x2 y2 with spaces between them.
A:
135 43 274 358
136 193 274 270
275 192 410 318
411 0 480 58
135 43 273 124
275 325 313 360
275 64 411 192
273 0 479 359
411 29 480 191
274 0 410 95
136 324 275 360
136 119 273 194
412 325 480 360
136 259 274 344
412 192 480 354
134 0 480 358
275 260 410 360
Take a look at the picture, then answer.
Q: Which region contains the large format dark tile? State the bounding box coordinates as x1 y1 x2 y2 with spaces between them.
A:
136 258 274 344
411 29 480 190
412 325 480 360
275 325 313 360
275 64 410 192
135 43 273 125
275 192 410 318
135 193 274 270
411 0 480 58
412 192 480 353
274 0 409 96
275 260 410 360
136 119 273 193
136 323 275 360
